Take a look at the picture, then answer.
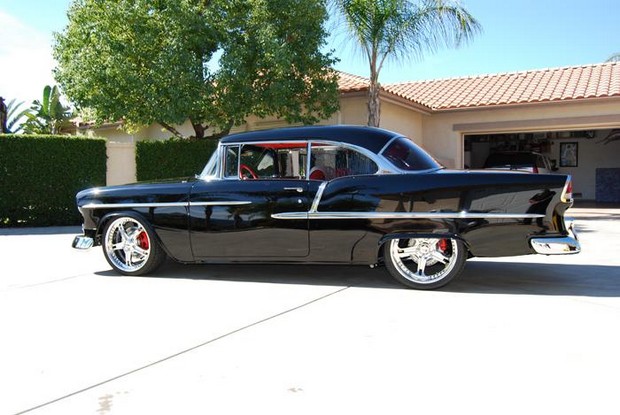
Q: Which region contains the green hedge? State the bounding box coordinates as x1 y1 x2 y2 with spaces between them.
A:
0 134 106 227
136 138 218 181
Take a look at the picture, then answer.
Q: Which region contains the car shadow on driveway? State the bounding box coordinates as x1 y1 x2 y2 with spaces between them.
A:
449 261 620 297
97 259 620 297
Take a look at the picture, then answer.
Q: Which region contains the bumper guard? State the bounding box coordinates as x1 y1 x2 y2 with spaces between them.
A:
530 217 580 255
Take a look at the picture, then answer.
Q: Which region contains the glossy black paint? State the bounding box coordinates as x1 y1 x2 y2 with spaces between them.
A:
75 125 573 266
189 179 321 258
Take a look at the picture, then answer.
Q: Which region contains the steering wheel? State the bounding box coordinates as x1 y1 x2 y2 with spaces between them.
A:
239 164 258 179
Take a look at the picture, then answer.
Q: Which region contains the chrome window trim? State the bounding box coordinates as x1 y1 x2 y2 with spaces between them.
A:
309 139 391 175
271 211 545 220
198 145 222 181
378 135 400 156
216 139 397 178
202 137 449 182
306 141 312 180
82 201 251 209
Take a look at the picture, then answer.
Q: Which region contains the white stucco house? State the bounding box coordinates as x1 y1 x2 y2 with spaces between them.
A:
83 61 620 202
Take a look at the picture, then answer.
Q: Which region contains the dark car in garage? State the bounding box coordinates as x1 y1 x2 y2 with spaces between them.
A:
483 151 556 174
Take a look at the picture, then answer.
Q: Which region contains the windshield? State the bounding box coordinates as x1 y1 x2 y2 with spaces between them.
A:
199 148 220 180
381 136 442 171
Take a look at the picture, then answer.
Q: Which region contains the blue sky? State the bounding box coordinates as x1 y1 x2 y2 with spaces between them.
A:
1 0 619 106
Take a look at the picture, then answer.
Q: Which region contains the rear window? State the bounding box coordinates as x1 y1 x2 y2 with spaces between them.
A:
381 137 441 171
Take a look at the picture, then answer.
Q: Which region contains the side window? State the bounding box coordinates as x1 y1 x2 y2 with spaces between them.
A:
224 145 239 178
237 143 307 180
275 148 307 179
239 145 275 179
310 143 378 180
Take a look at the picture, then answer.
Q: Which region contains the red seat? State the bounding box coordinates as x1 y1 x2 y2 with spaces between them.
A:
309 167 326 181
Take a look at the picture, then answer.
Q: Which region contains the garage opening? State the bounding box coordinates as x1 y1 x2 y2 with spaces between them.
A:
464 129 620 202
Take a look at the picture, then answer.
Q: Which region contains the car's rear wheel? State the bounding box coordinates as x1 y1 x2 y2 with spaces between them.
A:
102 216 166 275
385 237 467 290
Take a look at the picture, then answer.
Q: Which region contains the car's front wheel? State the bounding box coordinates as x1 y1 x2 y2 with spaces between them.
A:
102 216 166 275
385 237 467 289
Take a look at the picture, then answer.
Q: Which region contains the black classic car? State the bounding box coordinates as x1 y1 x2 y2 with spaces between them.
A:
73 125 580 289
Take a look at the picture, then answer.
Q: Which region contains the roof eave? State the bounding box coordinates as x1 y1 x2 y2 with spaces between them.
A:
430 95 620 113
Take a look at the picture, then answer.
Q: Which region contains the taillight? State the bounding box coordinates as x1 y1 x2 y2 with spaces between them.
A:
533 166 539 174
561 176 573 202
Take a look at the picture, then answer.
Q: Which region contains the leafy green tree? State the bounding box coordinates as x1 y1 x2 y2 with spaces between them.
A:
23 85 73 135
332 0 481 127
53 0 339 140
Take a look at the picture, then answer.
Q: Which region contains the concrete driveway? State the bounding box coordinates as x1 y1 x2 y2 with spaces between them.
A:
1 206 619 415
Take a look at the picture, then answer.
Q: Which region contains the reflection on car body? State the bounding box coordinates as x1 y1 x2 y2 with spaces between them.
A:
73 126 580 289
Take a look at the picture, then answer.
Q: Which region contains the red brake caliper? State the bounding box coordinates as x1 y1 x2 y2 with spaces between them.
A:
137 231 150 250
437 239 449 252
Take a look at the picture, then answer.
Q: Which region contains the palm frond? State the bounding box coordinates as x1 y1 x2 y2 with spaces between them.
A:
607 53 620 62
5 99 32 134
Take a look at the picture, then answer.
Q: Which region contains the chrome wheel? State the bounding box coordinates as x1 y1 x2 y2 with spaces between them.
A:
104 217 152 273
385 237 467 289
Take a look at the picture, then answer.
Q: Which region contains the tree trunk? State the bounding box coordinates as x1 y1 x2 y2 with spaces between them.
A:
191 119 234 140
367 68 380 127
159 122 185 139
190 121 205 140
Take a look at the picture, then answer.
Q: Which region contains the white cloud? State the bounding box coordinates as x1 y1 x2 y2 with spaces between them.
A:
0 10 56 105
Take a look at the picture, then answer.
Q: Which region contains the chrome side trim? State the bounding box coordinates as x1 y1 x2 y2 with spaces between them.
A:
271 211 545 220
310 182 328 213
192 201 252 207
531 236 581 255
82 201 251 209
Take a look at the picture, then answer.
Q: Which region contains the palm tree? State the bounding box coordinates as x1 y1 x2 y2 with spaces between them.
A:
4 99 32 133
333 0 481 127
23 85 73 135
607 53 620 62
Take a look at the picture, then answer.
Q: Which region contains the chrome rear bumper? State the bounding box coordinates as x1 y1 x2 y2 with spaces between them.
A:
530 217 580 255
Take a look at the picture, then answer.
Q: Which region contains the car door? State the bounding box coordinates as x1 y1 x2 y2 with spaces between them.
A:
189 142 310 259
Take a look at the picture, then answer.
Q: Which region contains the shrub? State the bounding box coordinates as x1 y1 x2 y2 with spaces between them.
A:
0 134 106 227
136 138 218 181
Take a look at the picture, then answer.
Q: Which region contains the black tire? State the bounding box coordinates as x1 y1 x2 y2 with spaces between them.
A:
384 237 467 290
102 216 166 276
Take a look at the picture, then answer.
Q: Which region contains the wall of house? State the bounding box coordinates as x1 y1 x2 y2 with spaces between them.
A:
86 94 620 198
337 95 425 146
550 130 620 200
380 101 425 146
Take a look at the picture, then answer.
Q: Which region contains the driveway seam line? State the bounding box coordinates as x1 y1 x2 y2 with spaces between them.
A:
14 285 351 415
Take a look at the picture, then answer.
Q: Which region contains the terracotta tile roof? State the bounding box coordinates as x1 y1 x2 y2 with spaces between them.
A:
338 71 370 92
342 62 620 110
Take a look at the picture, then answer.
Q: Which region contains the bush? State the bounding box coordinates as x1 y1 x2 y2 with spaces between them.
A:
136 138 218 181
0 134 106 227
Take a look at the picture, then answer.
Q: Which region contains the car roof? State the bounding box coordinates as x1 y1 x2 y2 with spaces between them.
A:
220 125 401 154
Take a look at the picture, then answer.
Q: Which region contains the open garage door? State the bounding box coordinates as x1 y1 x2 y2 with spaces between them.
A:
464 129 620 202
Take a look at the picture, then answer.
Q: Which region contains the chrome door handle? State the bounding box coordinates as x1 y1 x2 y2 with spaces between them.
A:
283 187 304 193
